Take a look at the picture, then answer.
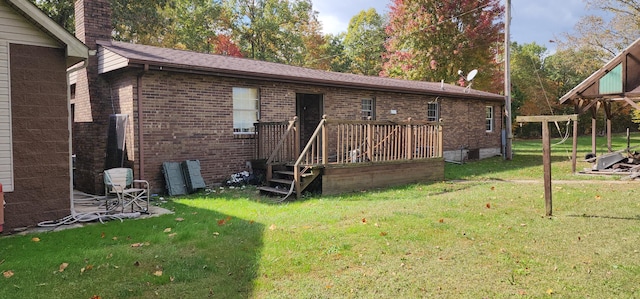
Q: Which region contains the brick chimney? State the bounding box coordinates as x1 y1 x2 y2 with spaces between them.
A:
72 0 113 194
75 0 111 50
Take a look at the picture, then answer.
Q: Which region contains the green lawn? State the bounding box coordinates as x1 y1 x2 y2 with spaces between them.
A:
1 134 639 298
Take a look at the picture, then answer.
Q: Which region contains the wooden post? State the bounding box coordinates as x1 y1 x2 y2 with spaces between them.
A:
294 116 300 157
591 105 598 155
438 120 443 157
406 118 413 160
515 114 578 216
541 120 552 216
321 116 328 165
367 122 373 161
604 101 612 152
572 118 578 173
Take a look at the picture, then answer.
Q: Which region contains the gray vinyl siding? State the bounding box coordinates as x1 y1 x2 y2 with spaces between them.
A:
0 1 59 48
0 41 12 192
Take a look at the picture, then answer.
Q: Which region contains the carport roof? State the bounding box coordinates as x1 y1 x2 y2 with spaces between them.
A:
96 40 504 101
559 38 640 110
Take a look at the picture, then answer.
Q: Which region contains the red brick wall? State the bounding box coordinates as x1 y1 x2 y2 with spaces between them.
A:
123 71 502 193
72 0 114 194
5 44 70 230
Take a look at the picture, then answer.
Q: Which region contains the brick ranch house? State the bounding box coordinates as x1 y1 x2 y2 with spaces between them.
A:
72 0 505 197
0 0 88 230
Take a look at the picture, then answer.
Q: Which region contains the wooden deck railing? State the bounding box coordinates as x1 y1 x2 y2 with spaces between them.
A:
256 116 443 198
293 116 443 166
256 116 443 166
255 117 299 164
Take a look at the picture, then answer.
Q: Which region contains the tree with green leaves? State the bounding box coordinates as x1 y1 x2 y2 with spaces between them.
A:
321 33 352 72
344 8 386 76
559 0 640 60
29 0 75 33
382 0 503 92
222 0 324 66
111 0 225 52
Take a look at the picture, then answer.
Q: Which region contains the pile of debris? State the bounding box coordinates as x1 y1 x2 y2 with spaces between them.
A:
581 146 640 180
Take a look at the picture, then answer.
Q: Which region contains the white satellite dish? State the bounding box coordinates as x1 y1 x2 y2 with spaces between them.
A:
466 69 478 82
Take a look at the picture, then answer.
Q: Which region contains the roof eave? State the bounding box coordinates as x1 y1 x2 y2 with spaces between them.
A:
117 59 503 101
6 0 89 67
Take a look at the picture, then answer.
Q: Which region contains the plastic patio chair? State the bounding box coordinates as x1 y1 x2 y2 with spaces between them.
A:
103 168 150 213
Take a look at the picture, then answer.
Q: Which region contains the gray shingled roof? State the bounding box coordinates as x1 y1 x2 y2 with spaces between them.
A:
97 40 504 101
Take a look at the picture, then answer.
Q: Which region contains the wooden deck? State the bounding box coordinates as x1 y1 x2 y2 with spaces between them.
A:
254 116 444 199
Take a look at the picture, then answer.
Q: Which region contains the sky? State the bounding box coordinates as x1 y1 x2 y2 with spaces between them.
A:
313 0 605 53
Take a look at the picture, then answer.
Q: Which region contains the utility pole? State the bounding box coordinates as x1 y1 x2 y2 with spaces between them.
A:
504 0 513 160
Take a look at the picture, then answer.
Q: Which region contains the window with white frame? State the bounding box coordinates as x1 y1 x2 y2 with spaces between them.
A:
485 106 494 132
427 102 439 121
361 98 375 120
232 87 259 134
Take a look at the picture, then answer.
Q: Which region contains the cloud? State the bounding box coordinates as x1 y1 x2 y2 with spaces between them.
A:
319 14 349 35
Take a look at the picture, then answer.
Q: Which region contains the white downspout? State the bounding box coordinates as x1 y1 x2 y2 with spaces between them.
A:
65 51 92 216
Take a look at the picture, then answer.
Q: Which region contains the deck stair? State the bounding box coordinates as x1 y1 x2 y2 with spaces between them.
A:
257 164 322 200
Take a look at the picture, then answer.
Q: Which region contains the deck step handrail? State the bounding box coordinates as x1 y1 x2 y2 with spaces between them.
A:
265 117 298 165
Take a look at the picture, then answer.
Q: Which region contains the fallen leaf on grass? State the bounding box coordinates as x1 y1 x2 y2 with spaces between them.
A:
90 295 101 299
3 270 14 278
170 276 175 282
361 218 367 224
269 224 277 230
486 203 491 209
595 195 601 200
112 237 118 241
153 270 163 277
546 288 554 295
101 232 105 238
175 217 184 222
490 186 495 191
213 232 220 236
163 228 172 233
438 218 444 223
32 237 40 242
168 233 177 237
80 265 93 274
134 261 140 267
217 216 233 226
380 232 388 236
59 263 68 272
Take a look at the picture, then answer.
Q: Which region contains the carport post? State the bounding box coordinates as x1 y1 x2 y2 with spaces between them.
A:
515 114 578 216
